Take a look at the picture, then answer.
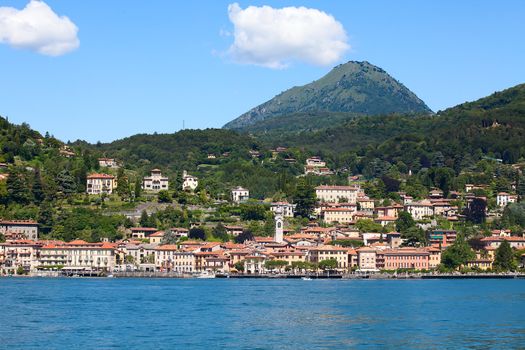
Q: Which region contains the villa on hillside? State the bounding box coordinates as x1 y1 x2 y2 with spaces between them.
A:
86 173 116 195
315 185 359 203
142 169 169 192
182 171 198 191
231 187 249 203
98 158 119 168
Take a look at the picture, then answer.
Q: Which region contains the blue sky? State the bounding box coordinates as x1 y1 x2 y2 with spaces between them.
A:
0 0 524 143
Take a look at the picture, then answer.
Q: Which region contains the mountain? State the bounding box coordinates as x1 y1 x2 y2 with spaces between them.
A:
224 61 432 131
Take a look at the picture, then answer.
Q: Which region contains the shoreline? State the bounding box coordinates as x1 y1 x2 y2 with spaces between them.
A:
2 273 524 280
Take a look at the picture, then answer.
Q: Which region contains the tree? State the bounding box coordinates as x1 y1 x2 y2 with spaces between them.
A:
32 167 45 204
157 190 172 203
464 197 487 224
235 229 254 243
134 178 142 199
161 229 179 245
189 227 206 241
38 200 54 233
116 168 131 200
440 235 475 270
494 240 516 271
240 204 267 220
264 260 288 271
517 176 525 202
293 178 316 218
355 219 383 233
124 255 135 264
212 223 229 242
140 210 154 227
401 227 426 247
234 261 244 272
319 259 338 271
56 169 77 196
0 233 5 243
7 166 32 204
381 175 401 193
395 211 416 233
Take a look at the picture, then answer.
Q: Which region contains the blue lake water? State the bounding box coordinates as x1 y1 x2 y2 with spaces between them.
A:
0 278 524 349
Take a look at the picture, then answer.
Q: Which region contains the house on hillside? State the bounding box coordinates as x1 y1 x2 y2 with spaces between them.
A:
231 187 249 203
182 171 198 191
142 169 169 192
86 174 116 195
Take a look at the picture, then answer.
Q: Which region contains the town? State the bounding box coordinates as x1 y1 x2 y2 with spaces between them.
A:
1 154 524 278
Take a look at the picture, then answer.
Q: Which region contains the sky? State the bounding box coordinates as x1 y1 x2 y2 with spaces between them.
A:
0 0 524 143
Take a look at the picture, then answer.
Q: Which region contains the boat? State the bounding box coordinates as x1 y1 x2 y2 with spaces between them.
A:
195 272 215 279
301 277 312 281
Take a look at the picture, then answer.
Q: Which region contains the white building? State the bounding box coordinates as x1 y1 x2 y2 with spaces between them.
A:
86 173 116 195
182 171 198 191
404 201 434 220
315 185 359 203
231 186 249 203
305 157 333 176
496 192 517 208
0 220 39 241
155 245 195 273
39 240 116 272
0 240 41 274
321 207 357 224
270 202 295 218
142 169 169 192
357 247 378 272
98 158 119 168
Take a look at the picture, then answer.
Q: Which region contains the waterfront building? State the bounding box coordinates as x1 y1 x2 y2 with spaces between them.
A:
39 240 116 273
0 240 41 274
155 245 195 273
356 247 378 272
307 245 348 270
376 248 430 270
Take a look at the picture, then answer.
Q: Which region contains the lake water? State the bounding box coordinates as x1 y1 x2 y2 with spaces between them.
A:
0 278 524 349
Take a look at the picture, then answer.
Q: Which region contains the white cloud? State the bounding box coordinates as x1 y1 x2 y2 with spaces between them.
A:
0 0 79 56
226 3 349 69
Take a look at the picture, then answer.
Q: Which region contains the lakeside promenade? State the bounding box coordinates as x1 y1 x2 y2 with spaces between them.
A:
6 270 524 279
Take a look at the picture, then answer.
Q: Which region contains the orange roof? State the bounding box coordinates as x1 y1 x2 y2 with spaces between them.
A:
68 239 89 245
155 244 179 251
149 231 165 237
